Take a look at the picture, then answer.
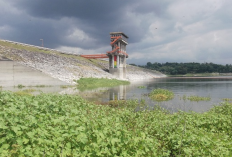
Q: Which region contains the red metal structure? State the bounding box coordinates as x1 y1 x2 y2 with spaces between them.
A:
107 35 128 57
80 54 108 59
80 33 128 59
80 32 128 79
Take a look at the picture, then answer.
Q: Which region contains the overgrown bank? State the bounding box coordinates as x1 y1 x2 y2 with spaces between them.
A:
0 91 232 156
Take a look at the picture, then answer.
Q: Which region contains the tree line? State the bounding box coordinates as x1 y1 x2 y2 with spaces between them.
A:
137 62 232 75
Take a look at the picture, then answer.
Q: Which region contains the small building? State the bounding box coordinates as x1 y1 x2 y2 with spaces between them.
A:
107 32 128 79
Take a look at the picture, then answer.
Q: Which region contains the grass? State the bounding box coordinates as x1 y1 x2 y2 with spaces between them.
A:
35 85 52 88
60 85 74 89
0 40 56 54
0 40 109 73
15 85 52 88
75 78 130 91
1 91 232 156
13 89 36 96
182 95 211 102
89 59 108 69
149 88 174 101
222 98 232 102
17 84 25 89
96 99 147 110
27 85 53 88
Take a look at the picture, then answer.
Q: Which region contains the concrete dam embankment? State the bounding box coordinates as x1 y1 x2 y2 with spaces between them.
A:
0 39 166 86
0 60 68 87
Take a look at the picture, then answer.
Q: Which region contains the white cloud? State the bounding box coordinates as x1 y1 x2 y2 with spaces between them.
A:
63 28 97 45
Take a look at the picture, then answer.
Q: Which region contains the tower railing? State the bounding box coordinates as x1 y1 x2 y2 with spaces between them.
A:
107 36 128 57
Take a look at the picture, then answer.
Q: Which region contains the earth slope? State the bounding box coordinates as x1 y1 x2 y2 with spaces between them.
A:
0 40 166 84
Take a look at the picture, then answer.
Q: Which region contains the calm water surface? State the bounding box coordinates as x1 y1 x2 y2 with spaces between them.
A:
2 77 232 113
81 77 232 113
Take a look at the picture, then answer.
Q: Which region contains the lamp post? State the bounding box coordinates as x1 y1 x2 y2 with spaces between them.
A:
40 39 44 47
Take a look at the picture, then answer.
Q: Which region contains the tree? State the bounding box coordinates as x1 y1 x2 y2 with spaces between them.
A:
146 62 152 68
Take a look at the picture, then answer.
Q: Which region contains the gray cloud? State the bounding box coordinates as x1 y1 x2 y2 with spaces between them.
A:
1 0 232 65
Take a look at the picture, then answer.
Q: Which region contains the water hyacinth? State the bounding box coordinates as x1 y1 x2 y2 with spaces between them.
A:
149 88 174 101
187 95 211 102
1 91 232 156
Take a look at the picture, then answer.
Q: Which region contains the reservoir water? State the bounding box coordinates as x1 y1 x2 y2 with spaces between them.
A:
79 77 232 113
2 76 232 113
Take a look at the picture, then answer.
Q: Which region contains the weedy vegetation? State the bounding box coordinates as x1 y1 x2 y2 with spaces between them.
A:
102 99 147 110
182 95 211 102
222 98 232 102
149 88 174 101
137 86 146 89
13 89 37 96
75 78 130 91
0 40 53 54
34 85 51 88
17 84 25 89
1 91 232 156
60 85 74 89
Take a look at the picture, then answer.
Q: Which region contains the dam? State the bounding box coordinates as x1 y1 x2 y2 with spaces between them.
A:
0 56 69 87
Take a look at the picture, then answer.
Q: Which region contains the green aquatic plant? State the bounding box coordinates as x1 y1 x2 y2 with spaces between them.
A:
13 89 36 96
105 99 148 110
13 90 33 96
182 95 187 101
187 95 211 102
222 98 232 102
137 86 146 89
0 91 232 156
60 85 74 89
24 89 36 92
35 85 52 88
149 88 174 101
17 84 25 89
108 99 138 109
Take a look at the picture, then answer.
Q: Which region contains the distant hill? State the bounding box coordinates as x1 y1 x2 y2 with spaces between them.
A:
142 62 232 75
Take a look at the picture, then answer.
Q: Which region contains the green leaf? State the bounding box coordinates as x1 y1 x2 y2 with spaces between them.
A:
23 138 29 144
1 144 10 149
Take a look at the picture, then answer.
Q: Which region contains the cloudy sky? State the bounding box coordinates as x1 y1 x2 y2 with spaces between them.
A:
0 0 232 65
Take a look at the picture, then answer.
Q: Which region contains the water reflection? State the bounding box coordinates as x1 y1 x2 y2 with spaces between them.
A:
77 77 232 113
2 77 232 113
109 85 126 100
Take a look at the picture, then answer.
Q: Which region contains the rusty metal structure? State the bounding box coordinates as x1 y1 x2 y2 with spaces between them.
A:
80 54 108 59
107 32 128 79
81 32 129 79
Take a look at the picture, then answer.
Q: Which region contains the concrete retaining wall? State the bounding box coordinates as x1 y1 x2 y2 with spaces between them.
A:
0 61 69 87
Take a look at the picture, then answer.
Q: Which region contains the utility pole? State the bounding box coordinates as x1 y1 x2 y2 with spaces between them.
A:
40 39 44 47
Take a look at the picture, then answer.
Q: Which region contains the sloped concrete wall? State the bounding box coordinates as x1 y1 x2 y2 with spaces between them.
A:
109 67 126 79
0 61 69 87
